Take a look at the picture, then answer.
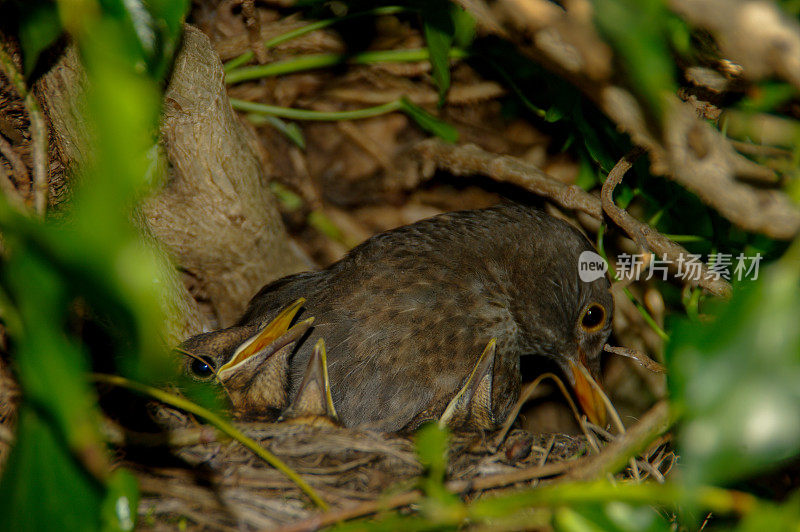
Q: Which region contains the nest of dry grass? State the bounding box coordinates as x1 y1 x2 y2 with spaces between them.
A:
106 397 671 531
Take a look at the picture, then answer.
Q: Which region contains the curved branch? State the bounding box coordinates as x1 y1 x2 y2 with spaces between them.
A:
417 139 733 298
601 149 732 298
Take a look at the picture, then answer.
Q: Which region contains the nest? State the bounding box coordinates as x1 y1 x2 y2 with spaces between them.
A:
122 401 673 531
133 423 578 530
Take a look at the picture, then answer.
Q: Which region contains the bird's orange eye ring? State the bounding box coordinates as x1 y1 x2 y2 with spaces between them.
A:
580 303 606 332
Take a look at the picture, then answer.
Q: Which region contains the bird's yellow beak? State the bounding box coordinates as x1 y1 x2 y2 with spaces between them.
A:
219 297 308 374
568 359 607 427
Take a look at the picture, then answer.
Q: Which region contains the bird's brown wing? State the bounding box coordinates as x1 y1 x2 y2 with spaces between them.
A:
288 264 521 432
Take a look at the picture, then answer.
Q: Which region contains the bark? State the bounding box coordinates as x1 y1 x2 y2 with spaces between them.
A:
37 24 310 340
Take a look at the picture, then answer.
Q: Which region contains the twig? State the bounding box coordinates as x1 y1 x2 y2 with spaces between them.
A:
601 149 732 298
0 147 27 210
491 372 596 453
729 140 792 159
570 361 642 481
636 458 666 483
491 2 800 240
604 344 666 374
0 43 48 216
91 373 329 510
241 0 268 64
669 0 800 91
273 490 422 532
326 82 505 106
563 401 671 481
0 422 14 444
0 133 30 192
530 434 556 488
101 419 223 447
416 139 603 219
417 139 733 299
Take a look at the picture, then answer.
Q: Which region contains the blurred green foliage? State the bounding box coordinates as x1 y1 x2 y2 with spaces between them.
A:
669 242 800 488
593 0 683 120
0 1 187 530
421 1 475 106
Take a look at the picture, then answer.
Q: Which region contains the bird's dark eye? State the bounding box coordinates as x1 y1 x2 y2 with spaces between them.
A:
580 303 606 332
189 356 216 379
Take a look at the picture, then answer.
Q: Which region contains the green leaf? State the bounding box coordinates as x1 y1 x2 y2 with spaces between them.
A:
399 98 459 142
414 423 464 524
735 492 800 532
576 158 600 190
452 6 476 49
308 209 345 243
669 242 800 486
415 422 449 476
101 470 140 532
247 113 306 149
0 2 183 530
577 108 620 173
543 77 580 123
615 185 635 209
16 0 63 75
422 1 455 106
593 0 676 118
0 407 105 532
0 243 106 465
270 182 305 211
94 0 188 79
554 503 671 532
739 81 798 113
139 0 189 72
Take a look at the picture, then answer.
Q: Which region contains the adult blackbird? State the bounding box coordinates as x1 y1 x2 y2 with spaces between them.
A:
180 203 613 432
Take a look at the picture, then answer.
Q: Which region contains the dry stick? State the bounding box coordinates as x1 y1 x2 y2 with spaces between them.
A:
490 372 599 454
101 420 222 448
0 423 14 444
276 401 672 532
669 0 800 91
563 400 671 481
416 140 732 298
241 0 268 64
530 434 557 489
0 45 48 216
0 133 30 192
601 149 733 298
729 140 792 159
416 139 602 219
637 458 666 484
604 344 666 374
0 148 27 210
488 0 798 239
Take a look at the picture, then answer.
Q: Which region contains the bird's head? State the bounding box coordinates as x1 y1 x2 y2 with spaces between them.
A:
506 214 614 426
177 299 312 417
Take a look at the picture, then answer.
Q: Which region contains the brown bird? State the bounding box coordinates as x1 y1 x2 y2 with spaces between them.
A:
180 203 613 432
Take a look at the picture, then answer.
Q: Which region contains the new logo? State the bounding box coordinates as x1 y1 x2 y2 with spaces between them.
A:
578 251 608 283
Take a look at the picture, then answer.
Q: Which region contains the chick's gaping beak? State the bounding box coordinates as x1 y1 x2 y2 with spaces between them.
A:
219 297 309 376
567 359 607 427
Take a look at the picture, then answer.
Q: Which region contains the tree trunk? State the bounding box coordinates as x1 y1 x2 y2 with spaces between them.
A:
37 24 310 341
